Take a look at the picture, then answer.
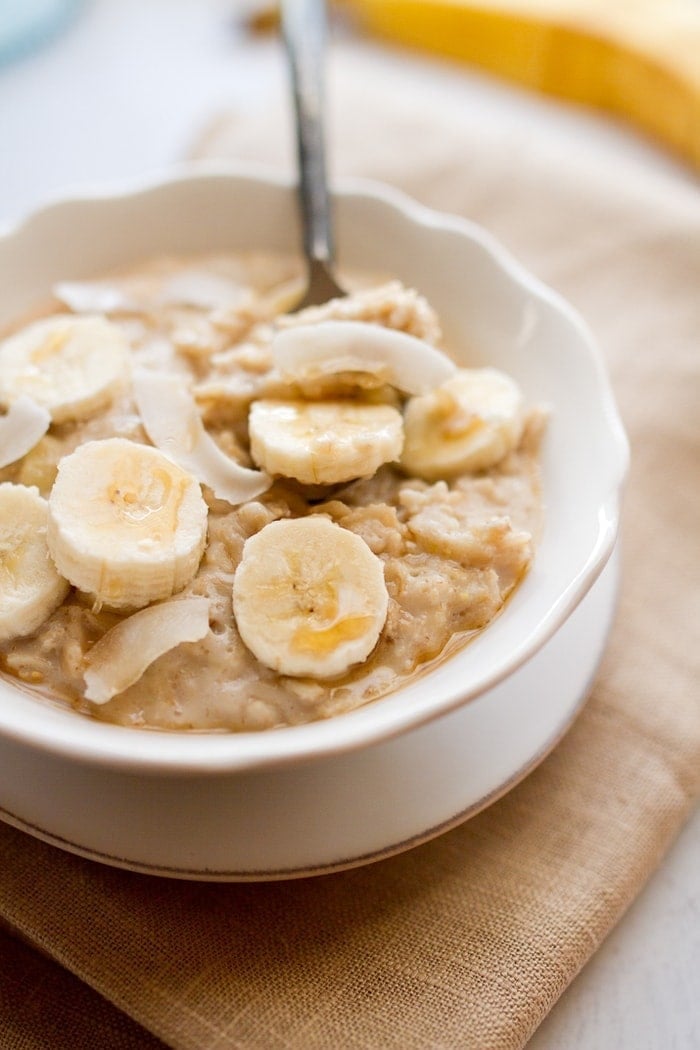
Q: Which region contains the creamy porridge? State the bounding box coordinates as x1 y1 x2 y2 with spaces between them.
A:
0 254 544 731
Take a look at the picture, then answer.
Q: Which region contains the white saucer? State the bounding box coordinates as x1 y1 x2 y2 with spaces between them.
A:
0 549 618 880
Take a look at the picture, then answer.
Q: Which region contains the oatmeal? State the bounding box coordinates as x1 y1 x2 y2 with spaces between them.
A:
0 253 544 731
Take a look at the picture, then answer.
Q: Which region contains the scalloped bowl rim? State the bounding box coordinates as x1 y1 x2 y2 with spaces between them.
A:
0 164 629 773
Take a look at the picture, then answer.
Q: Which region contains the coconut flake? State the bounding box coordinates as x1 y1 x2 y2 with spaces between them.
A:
133 368 270 505
53 280 138 315
271 321 457 395
0 396 51 468
160 270 250 311
83 596 210 704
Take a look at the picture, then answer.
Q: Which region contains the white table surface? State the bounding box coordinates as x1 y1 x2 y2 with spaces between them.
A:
0 2 698 1047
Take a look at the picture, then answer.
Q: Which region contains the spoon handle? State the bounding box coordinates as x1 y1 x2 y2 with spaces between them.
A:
281 0 335 269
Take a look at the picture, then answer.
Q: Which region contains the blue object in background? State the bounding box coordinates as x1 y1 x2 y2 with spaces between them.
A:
0 0 84 67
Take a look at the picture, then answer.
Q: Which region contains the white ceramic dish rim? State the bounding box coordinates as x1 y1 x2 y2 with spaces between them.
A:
0 163 629 774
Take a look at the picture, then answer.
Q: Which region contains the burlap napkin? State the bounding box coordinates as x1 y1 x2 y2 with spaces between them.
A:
1 45 698 1050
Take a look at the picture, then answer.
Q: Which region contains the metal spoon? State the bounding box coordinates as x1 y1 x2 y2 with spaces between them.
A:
281 0 346 310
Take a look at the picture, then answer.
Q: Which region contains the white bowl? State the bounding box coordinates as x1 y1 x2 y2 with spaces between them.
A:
0 166 628 877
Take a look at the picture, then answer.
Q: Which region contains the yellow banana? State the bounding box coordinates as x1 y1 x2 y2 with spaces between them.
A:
348 0 700 169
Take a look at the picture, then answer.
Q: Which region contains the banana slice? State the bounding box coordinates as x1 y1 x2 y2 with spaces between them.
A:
401 368 525 480
232 516 389 678
248 399 404 485
0 483 70 642
0 315 130 424
47 437 208 610
83 596 210 704
0 396 51 468
133 368 271 506
271 321 457 394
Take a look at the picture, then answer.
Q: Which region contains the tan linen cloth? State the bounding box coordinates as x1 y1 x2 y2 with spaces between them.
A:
0 48 699 1050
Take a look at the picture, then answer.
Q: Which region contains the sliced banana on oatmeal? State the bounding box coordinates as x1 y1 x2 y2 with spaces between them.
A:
271 321 457 394
133 368 271 506
232 516 389 678
47 437 208 610
401 368 525 480
0 395 51 468
0 315 130 424
0 483 70 642
248 399 404 485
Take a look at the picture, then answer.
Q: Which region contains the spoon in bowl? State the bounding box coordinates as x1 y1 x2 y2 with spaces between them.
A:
280 0 346 310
